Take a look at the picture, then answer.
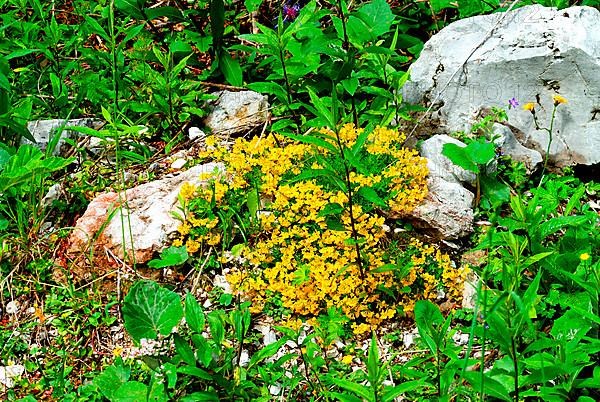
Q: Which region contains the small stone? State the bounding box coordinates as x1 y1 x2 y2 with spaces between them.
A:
188 127 206 141
170 158 187 170
6 301 19 315
0 364 25 388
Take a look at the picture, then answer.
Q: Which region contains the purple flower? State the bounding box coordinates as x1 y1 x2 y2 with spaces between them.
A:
508 97 519 109
283 3 300 22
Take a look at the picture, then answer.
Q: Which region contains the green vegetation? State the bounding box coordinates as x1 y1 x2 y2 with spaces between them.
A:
1 0 599 401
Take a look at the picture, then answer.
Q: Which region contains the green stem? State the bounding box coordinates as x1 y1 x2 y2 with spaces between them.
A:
333 128 365 280
537 105 557 187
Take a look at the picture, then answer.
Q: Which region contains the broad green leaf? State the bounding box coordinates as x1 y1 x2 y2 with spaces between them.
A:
442 142 478 173
147 246 189 268
122 281 183 342
185 293 205 333
463 372 512 401
6 48 40 60
144 6 184 21
306 87 335 128
341 77 359 96
466 139 496 165
414 300 444 355
366 333 380 387
318 203 344 218
219 51 243 87
113 381 148 402
180 391 219 402
94 362 130 400
329 392 363 402
244 0 262 13
346 0 394 45
246 189 259 220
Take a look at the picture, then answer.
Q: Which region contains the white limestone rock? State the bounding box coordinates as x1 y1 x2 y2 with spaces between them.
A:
204 90 269 135
403 5 600 167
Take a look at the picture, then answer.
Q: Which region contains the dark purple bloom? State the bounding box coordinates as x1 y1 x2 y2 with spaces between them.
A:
283 3 300 22
508 97 519 109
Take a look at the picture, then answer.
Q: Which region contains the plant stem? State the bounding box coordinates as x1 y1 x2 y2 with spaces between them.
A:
333 128 365 280
538 105 557 187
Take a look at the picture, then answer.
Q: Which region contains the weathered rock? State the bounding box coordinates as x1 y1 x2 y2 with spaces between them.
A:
25 118 103 155
204 90 269 135
405 135 475 239
403 5 600 167
66 163 223 273
409 174 475 239
492 123 542 173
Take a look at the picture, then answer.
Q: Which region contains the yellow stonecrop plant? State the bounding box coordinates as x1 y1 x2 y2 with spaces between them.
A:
173 124 468 334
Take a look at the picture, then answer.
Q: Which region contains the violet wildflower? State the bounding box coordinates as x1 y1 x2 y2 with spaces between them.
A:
508 97 519 109
282 3 300 22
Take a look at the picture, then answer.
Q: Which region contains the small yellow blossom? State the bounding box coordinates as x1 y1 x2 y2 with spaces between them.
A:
179 182 197 200
552 94 567 105
523 102 536 112
341 355 354 365
580 252 590 261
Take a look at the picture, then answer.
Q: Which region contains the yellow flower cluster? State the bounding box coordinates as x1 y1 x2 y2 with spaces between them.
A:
172 178 225 254
179 124 464 334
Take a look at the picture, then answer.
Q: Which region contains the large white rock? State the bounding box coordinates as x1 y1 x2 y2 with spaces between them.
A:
204 90 269 135
403 5 600 167
67 163 224 268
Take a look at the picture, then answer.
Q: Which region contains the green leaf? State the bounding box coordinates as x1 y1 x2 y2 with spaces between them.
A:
219 52 243 87
341 77 359 96
318 203 344 218
246 189 259 220
122 281 184 342
174 334 196 366
329 392 363 402
306 87 335 128
177 365 213 380
330 378 372 400
148 246 189 268
414 300 444 355
180 391 219 402
84 16 109 41
248 337 287 369
366 333 380 388
466 138 496 165
113 381 148 401
94 362 130 400
442 142 478 173
346 0 395 45
463 372 512 401
244 0 262 13
207 311 225 347
381 380 425 402
185 293 205 333
115 0 145 19
357 186 387 208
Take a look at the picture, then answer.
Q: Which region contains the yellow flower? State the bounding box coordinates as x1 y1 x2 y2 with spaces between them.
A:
552 94 567 105
580 252 590 261
179 182 197 201
341 355 354 365
523 102 536 112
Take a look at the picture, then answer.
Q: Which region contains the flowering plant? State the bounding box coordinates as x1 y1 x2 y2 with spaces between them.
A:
173 125 468 334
